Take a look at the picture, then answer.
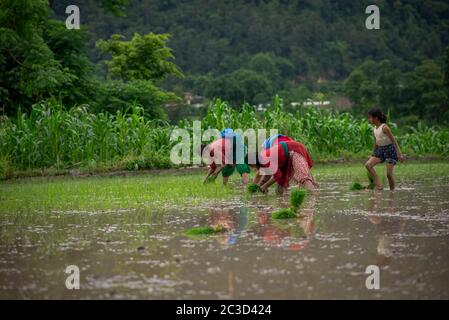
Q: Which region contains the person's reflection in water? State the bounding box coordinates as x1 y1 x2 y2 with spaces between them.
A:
204 208 248 299
253 194 317 251
206 207 249 248
227 271 234 300
368 191 407 267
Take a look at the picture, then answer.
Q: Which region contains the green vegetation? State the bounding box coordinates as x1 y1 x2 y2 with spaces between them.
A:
247 183 262 194
0 1 448 179
205 175 217 184
0 172 236 213
1 97 448 179
0 102 172 175
47 0 449 125
0 0 180 118
2 1 448 124
350 182 364 191
345 59 449 124
185 226 226 236
290 189 307 209
272 188 306 219
1 162 448 214
351 172 376 190
272 208 297 220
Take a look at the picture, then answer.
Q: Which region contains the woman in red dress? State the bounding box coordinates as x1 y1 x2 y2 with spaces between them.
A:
258 140 318 194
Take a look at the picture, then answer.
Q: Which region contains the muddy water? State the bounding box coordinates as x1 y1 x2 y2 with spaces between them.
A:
1 177 449 299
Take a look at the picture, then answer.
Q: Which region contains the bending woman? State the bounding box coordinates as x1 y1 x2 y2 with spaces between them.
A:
254 134 292 186
258 140 318 194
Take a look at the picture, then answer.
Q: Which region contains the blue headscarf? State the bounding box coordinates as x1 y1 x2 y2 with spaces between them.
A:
221 128 235 139
263 134 285 149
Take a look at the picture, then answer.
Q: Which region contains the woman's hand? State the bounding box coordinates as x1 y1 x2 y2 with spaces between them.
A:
276 185 286 195
260 184 269 194
398 153 405 163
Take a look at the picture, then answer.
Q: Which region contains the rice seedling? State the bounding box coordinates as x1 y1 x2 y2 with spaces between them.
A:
272 208 297 219
290 189 307 209
350 182 364 191
351 173 375 190
1 162 448 215
185 226 226 235
247 183 262 194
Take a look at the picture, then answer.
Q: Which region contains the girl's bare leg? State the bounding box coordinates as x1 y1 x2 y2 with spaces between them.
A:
241 173 249 185
365 156 383 190
386 163 395 190
223 176 229 185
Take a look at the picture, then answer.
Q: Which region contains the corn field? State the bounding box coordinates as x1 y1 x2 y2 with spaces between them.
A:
193 96 449 157
0 97 448 177
0 102 173 171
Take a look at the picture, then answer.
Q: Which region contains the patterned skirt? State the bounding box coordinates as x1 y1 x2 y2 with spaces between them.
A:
290 151 313 185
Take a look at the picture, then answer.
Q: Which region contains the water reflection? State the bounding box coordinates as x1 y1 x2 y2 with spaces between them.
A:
2 178 449 299
204 207 248 247
251 195 316 251
201 195 318 252
367 191 407 267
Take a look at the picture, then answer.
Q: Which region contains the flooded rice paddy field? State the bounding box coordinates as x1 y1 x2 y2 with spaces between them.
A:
0 162 448 299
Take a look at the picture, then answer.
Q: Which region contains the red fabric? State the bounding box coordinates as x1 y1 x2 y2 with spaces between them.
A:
291 152 313 184
260 140 313 187
207 138 233 170
276 135 293 144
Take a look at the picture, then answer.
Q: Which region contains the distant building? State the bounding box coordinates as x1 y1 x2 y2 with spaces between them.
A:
302 98 331 106
165 92 205 109
184 92 205 108
287 96 352 110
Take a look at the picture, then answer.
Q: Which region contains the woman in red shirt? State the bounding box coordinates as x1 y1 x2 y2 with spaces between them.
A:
258 140 318 194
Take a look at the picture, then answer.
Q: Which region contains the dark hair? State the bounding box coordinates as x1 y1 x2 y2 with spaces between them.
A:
368 108 387 124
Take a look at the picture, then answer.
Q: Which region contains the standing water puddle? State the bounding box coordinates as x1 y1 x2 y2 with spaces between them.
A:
0 177 448 299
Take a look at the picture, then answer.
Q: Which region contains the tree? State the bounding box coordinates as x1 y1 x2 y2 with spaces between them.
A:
402 60 447 123
43 19 97 107
94 80 176 119
247 53 295 92
97 33 182 82
98 0 129 16
344 66 379 113
97 32 182 118
377 60 402 110
444 47 449 105
0 0 72 114
205 69 272 106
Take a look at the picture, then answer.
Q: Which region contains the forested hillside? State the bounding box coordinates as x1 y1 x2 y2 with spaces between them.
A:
53 0 449 123
2 0 449 124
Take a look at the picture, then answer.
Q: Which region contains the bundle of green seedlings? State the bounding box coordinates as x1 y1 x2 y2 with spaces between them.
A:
272 189 307 219
185 226 226 236
350 182 364 190
247 183 262 194
350 173 375 191
272 208 297 219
